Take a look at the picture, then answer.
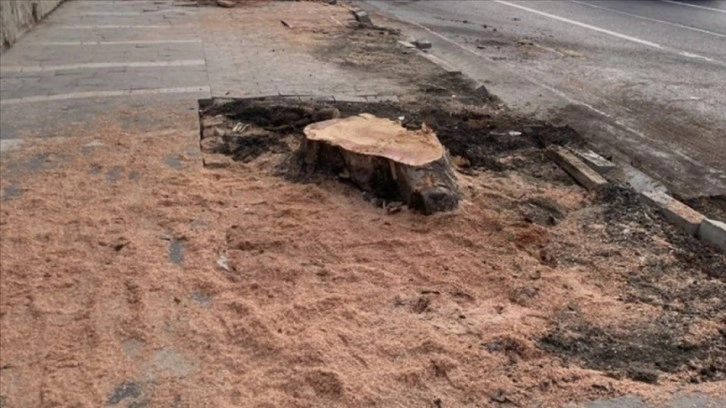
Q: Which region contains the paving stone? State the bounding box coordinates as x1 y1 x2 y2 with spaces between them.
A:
216 0 237 9
397 40 416 49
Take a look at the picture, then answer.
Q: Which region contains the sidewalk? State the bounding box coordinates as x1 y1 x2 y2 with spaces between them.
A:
0 0 405 144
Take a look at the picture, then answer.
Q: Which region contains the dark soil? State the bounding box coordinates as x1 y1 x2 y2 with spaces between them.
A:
600 185 726 280
533 185 726 385
679 194 726 223
200 97 584 177
539 311 726 384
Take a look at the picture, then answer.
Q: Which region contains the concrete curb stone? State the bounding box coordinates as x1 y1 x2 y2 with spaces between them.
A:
639 190 705 236
547 146 608 191
698 218 726 253
568 147 616 174
418 51 461 73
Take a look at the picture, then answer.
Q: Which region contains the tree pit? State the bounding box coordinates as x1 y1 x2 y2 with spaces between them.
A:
198 97 586 212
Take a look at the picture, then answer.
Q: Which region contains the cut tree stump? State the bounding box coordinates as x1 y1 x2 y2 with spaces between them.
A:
298 113 459 214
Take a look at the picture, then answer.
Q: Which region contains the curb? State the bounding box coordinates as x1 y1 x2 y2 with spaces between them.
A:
547 146 608 191
417 51 461 73
639 190 705 237
567 147 616 174
698 219 726 253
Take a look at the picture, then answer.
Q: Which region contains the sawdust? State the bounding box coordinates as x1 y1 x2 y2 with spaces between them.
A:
1 101 724 407
1 2 725 407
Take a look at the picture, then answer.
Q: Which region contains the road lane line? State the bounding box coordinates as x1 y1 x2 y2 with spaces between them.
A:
494 0 662 48
0 86 211 105
397 20 723 172
493 0 723 65
679 51 718 63
660 0 726 13
0 60 206 74
571 0 726 38
39 40 202 46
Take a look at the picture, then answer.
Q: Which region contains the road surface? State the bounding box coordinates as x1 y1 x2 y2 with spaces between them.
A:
365 0 726 199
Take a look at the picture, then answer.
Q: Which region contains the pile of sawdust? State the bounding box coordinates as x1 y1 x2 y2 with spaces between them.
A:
1 104 724 407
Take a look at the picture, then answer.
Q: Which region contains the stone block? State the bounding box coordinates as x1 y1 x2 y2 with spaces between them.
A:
640 191 705 236
698 218 726 253
548 146 608 191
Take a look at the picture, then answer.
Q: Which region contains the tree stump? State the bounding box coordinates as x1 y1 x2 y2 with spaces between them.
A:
298 113 459 214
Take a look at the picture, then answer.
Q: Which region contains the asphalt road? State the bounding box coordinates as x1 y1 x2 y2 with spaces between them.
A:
364 0 726 199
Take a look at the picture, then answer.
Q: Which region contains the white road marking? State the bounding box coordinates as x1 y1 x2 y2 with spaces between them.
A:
401 20 718 170
660 0 726 13
0 60 206 74
571 0 726 38
493 0 723 65
57 24 170 29
0 86 211 105
494 0 662 48
39 39 202 46
679 51 718 63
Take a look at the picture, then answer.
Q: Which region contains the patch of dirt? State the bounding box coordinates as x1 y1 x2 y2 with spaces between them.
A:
600 186 726 280
539 312 726 384
201 97 584 180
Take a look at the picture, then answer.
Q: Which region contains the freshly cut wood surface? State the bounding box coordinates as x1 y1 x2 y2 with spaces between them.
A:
304 113 444 166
